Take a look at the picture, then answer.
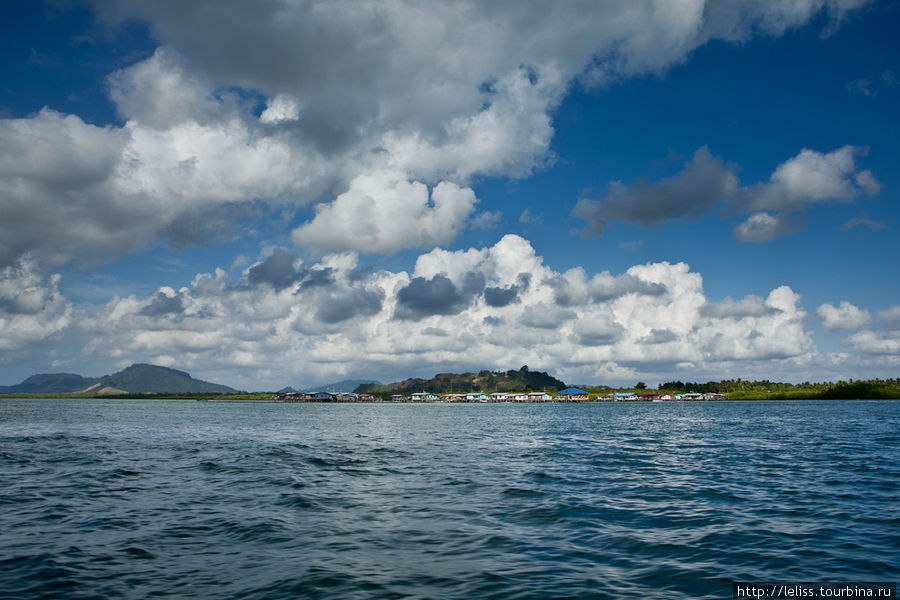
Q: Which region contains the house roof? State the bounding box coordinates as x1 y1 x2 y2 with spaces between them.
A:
557 387 588 395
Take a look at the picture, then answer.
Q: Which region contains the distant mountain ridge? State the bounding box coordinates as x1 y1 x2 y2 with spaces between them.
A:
0 364 238 395
308 379 382 393
277 379 382 394
355 366 566 395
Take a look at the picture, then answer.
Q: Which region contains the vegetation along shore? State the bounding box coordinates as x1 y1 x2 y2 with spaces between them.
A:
1 363 897 402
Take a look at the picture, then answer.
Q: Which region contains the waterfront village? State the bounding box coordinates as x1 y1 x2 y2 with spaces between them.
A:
272 388 727 403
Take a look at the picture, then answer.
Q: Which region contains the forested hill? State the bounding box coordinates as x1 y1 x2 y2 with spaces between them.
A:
656 378 900 399
354 366 566 395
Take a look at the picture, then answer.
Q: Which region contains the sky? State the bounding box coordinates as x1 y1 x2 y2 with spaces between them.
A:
1 0 898 391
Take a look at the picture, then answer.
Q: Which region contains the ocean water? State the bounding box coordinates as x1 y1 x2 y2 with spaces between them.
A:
0 399 897 599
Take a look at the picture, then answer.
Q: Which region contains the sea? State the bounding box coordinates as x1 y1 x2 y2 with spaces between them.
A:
0 398 897 599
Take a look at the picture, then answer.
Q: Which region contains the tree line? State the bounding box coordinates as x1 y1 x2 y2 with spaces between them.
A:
656 378 900 399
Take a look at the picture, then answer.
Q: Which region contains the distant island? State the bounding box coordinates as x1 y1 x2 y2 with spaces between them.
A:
0 363 239 395
0 363 897 400
354 365 565 397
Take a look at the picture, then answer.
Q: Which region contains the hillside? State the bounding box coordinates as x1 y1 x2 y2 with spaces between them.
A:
0 363 238 395
99 364 238 394
355 366 566 396
0 373 100 394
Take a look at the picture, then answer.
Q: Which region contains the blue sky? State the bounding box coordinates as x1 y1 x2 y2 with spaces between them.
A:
1 0 898 390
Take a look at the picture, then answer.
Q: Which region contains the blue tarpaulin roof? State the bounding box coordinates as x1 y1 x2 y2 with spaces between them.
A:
557 387 588 394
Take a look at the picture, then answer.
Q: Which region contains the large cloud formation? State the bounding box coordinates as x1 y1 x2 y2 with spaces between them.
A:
66 235 829 388
3 0 890 387
0 0 874 266
5 234 893 388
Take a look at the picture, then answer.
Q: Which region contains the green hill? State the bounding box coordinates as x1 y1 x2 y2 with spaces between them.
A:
0 363 238 395
0 373 99 394
99 364 238 394
355 366 566 397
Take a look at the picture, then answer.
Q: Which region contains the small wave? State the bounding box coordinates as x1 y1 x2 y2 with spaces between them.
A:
122 546 155 560
107 467 142 479
307 455 368 468
275 493 323 511
500 486 544 498
369 446 412 458
525 470 566 483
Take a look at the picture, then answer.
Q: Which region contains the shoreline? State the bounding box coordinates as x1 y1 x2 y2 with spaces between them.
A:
2 394 897 402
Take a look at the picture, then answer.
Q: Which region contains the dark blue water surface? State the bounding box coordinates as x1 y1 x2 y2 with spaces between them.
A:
1 399 897 599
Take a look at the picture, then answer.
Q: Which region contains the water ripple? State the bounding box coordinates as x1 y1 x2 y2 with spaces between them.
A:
0 398 897 599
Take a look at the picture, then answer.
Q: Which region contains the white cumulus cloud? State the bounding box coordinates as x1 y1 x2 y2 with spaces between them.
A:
0 0 877 266
291 172 478 256
0 259 73 352
843 330 900 356
68 235 823 389
740 146 880 212
817 301 872 331
259 95 301 125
